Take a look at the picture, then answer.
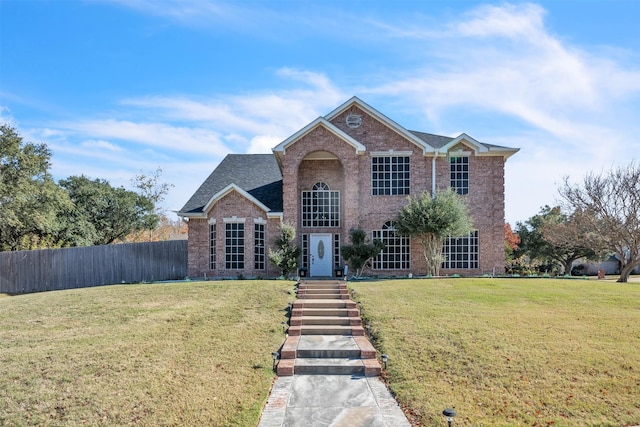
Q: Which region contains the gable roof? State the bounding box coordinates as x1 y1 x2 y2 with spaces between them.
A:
272 117 366 155
178 154 282 217
410 130 519 159
324 96 436 155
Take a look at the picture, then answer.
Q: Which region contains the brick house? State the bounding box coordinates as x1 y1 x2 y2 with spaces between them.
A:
178 97 518 279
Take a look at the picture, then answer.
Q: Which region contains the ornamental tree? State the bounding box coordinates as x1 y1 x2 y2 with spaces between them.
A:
268 222 301 279
341 228 384 279
394 190 473 276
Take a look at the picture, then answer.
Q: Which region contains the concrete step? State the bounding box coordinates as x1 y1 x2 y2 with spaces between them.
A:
297 288 349 295
299 280 345 286
293 308 355 317
279 336 378 360
294 358 365 375
293 299 357 309
297 293 350 300
287 325 364 336
289 316 361 326
298 283 347 289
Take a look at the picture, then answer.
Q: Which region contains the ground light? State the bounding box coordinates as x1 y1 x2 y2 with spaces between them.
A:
381 354 389 370
272 352 280 371
442 408 456 426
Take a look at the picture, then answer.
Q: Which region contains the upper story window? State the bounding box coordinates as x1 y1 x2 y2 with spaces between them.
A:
372 155 410 196
302 182 340 227
450 156 469 195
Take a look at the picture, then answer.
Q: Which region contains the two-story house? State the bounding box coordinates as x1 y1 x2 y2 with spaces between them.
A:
178 97 518 278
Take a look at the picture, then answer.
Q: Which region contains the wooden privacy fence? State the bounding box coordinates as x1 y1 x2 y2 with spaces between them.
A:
0 240 187 294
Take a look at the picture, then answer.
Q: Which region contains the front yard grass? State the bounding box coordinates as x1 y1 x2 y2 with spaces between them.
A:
3 277 639 426
0 280 295 426
350 277 640 426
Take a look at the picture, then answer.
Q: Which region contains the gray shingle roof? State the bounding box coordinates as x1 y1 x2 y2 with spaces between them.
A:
178 154 283 215
409 130 453 149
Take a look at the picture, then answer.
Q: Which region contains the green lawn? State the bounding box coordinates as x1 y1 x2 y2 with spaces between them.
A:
0 280 295 427
2 278 639 426
350 277 640 426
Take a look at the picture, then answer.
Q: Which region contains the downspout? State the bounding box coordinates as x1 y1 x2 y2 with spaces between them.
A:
431 149 439 198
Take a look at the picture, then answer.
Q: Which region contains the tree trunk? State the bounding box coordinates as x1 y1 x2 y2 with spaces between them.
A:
563 260 573 276
617 261 640 283
422 235 444 276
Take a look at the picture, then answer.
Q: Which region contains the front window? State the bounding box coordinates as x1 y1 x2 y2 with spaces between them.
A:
302 182 340 227
450 156 469 195
225 222 244 269
209 223 216 269
373 221 410 270
372 156 410 195
254 222 265 270
442 230 478 269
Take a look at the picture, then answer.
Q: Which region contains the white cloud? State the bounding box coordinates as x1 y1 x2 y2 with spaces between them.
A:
247 135 280 154
58 119 230 156
81 139 123 152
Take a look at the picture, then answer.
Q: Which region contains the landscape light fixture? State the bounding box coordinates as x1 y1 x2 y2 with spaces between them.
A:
442 408 456 427
381 354 389 369
281 321 287 333
271 352 280 370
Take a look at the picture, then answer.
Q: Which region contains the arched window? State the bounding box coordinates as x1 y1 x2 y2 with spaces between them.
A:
301 182 340 227
373 221 410 269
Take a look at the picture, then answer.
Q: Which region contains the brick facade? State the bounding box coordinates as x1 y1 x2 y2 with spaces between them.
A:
180 97 518 278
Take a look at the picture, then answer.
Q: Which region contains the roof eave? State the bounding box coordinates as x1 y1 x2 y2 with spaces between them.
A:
325 96 435 154
202 183 271 215
272 117 366 155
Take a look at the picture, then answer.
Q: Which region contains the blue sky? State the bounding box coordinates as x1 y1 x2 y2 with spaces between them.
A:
2 0 639 225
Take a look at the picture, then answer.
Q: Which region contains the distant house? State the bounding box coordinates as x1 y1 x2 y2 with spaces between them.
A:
178 97 519 278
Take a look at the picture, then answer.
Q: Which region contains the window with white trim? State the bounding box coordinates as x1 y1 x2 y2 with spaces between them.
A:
254 222 265 270
333 234 341 268
373 221 410 270
372 156 410 195
301 182 340 227
301 234 309 269
442 230 478 269
225 222 245 269
209 223 216 270
450 156 469 195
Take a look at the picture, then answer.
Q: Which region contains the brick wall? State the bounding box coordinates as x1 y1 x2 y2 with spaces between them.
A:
188 104 509 278
186 190 281 278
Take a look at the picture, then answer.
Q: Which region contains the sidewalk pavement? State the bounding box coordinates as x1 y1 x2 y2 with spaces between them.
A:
258 374 411 427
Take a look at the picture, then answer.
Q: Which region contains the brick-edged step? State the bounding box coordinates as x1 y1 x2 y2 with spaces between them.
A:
276 279 382 376
294 358 365 375
294 316 361 326
287 324 364 336
277 335 381 376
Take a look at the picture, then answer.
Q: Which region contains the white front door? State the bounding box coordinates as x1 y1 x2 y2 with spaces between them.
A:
309 234 332 277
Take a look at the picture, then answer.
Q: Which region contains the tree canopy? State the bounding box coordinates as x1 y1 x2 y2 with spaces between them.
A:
560 162 640 283
1 125 73 250
0 124 161 251
395 189 473 276
514 205 599 275
59 176 158 245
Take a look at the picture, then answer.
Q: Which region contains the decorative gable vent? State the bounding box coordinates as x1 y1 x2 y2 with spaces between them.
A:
345 114 362 129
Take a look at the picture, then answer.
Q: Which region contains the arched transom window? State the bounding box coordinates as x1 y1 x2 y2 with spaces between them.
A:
301 182 340 227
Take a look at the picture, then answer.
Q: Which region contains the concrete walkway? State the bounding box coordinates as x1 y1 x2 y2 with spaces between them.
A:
257 279 410 427
258 375 410 427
